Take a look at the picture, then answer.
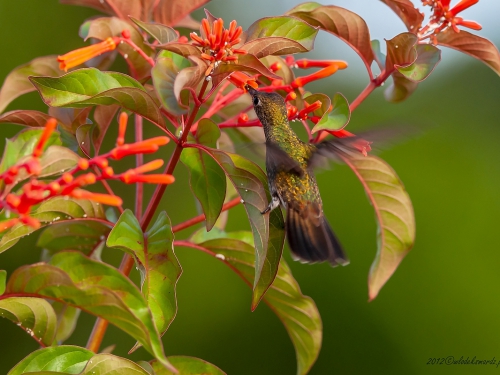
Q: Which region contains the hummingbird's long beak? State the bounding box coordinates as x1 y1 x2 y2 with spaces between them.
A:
245 85 258 95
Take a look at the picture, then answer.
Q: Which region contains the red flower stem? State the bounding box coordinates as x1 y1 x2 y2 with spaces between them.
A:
135 114 144 220
140 78 211 231
315 69 391 143
172 197 241 233
120 38 155 67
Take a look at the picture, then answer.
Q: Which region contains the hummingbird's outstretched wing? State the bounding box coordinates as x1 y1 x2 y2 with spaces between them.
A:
265 141 304 177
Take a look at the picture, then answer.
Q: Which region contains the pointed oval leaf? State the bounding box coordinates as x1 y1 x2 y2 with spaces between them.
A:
0 56 61 114
198 147 285 309
155 43 202 59
287 5 374 72
311 92 350 133
82 354 151 375
385 32 418 72
242 37 314 59
93 104 119 155
130 17 178 44
52 302 81 342
153 0 210 27
37 219 111 255
5 251 174 370
0 270 6 295
397 44 441 82
0 297 57 347
0 110 52 128
30 69 165 128
62 0 142 19
437 29 500 75
107 210 182 335
174 56 206 103
181 119 226 231
380 0 424 32
84 17 154 80
343 155 415 300
182 234 321 375
384 70 418 102
8 345 94 375
152 51 191 116
151 356 226 375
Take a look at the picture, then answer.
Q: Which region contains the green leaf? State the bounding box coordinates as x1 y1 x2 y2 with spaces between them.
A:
343 155 415 300
52 302 81 342
152 51 192 116
151 356 226 375
49 107 93 133
8 345 94 374
0 270 6 295
0 297 57 346
287 5 374 72
0 56 61 114
198 148 285 309
0 110 52 128
311 93 350 133
181 119 226 231
5 251 174 371
84 17 154 80
30 68 165 128
244 16 318 58
397 44 441 82
437 29 500 76
380 0 424 32
107 210 182 335
37 219 111 256
384 70 418 102
93 104 119 155
130 17 178 44
0 196 105 254
182 234 321 375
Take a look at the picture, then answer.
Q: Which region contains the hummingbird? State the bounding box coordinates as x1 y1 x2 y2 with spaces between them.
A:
247 86 361 267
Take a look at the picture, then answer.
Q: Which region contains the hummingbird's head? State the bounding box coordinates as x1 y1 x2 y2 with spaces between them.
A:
246 86 288 129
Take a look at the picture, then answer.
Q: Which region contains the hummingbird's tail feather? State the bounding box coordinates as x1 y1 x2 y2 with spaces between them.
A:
286 207 349 267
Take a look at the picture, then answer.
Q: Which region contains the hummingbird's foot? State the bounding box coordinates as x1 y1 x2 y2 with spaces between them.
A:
261 195 280 215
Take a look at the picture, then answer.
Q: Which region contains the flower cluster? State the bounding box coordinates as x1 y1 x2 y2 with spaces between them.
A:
190 18 247 75
419 0 481 41
0 113 174 232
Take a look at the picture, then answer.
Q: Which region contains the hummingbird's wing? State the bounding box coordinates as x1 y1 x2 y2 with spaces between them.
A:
265 141 304 177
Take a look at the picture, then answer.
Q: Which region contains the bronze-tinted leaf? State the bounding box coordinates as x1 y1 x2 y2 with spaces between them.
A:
385 32 418 73
380 0 424 33
154 0 211 27
437 29 500 75
0 110 51 128
61 0 142 19
130 17 178 44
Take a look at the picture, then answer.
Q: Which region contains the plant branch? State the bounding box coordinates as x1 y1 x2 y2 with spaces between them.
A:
135 114 144 220
140 78 211 231
172 197 241 233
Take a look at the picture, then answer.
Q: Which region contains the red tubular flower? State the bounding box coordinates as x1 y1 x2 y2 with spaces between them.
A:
298 100 322 119
110 136 170 160
33 118 57 157
228 71 258 90
287 105 298 119
70 189 123 206
20 215 41 229
125 159 164 175
57 37 119 71
238 113 249 124
295 59 348 69
0 218 20 232
291 62 347 88
116 112 128 146
120 174 175 184
269 62 282 72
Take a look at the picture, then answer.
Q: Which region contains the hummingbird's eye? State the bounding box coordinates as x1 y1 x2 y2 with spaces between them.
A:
253 97 261 106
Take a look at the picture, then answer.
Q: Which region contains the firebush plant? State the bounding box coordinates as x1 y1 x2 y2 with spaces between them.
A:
0 0 498 374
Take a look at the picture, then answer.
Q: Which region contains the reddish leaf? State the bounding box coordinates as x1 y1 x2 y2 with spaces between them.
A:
61 0 142 20
385 32 418 73
155 43 202 59
397 44 441 82
130 17 178 44
174 56 206 104
437 29 500 75
287 5 374 73
0 56 61 114
242 37 313 59
154 0 211 27
93 105 119 155
261 56 295 84
384 71 418 102
84 17 154 80
380 0 424 33
0 110 51 128
48 107 92 133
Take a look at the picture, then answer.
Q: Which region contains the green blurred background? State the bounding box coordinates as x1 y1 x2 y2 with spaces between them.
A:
1 1 500 374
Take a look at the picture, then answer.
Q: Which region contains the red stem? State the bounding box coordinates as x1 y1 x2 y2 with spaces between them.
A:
140 78 211 231
172 197 241 233
121 38 155 67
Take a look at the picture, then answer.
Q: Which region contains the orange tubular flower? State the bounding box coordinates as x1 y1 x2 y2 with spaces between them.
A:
291 62 347 88
71 189 123 206
0 218 20 232
121 174 175 184
110 136 170 160
228 71 258 90
419 0 482 39
58 37 119 72
298 100 322 119
33 118 57 157
116 112 128 146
